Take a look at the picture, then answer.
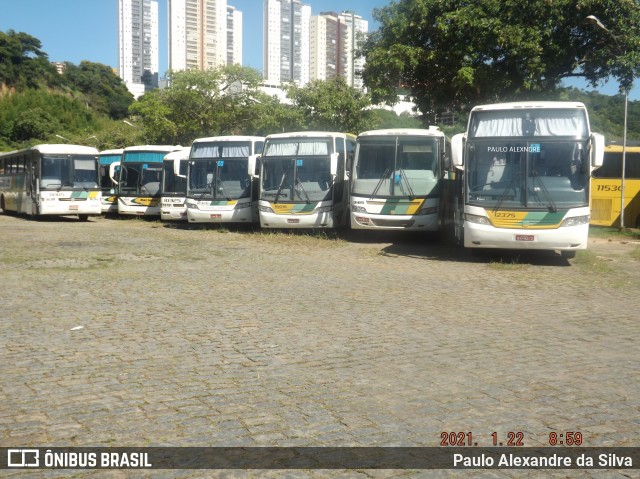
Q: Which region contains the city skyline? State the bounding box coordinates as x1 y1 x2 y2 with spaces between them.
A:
0 0 637 100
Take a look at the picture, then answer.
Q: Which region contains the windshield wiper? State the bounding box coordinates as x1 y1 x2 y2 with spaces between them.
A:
530 170 558 213
273 166 291 204
198 182 213 198
295 177 311 203
214 178 231 201
492 176 518 215
396 168 415 200
370 167 390 199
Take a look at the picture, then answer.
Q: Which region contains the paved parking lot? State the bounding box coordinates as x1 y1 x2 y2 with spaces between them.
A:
1 214 639 478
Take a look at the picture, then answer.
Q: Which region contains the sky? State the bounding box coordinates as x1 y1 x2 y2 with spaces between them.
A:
1 0 638 101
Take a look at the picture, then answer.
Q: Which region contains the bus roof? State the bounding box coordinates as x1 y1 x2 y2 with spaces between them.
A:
123 145 183 152
99 148 124 155
470 101 587 112
163 147 190 161
192 136 265 144
357 127 444 138
30 144 99 155
265 131 355 140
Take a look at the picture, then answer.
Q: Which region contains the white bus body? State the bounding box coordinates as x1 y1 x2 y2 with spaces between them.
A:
98 148 123 214
0 144 101 220
160 147 191 221
186 136 264 224
258 131 356 229
110 145 183 216
350 127 449 231
450 101 604 256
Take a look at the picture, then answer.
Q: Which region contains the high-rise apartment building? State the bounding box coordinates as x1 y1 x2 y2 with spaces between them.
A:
118 0 159 98
169 0 240 73
263 0 311 85
310 11 368 89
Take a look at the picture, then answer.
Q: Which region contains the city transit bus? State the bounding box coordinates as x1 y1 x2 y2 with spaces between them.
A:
160 147 191 221
590 142 640 228
350 127 450 231
98 148 123 214
185 136 264 224
0 144 101 221
109 145 183 216
258 131 356 229
450 101 604 258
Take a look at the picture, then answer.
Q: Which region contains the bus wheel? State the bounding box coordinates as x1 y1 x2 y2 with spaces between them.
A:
78 214 89 222
0 196 4 213
560 250 576 259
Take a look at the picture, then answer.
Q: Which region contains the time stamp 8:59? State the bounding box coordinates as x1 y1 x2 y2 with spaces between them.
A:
440 431 583 447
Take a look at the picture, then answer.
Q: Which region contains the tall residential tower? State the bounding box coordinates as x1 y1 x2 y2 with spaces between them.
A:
169 0 242 73
263 0 311 85
118 0 159 98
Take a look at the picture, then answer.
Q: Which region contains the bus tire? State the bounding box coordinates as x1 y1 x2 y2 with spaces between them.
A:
78 214 89 222
560 250 576 259
0 195 4 213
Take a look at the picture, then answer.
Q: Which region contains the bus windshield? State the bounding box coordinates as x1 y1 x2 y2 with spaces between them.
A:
118 163 162 196
162 160 187 195
353 137 440 198
261 157 332 203
466 139 589 209
40 155 98 189
188 141 253 200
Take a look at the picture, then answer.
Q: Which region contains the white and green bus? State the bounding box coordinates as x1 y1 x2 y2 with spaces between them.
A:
350 127 450 231
109 145 183 216
160 147 191 221
98 148 123 214
450 101 605 257
185 136 264 224
258 131 356 229
0 144 101 221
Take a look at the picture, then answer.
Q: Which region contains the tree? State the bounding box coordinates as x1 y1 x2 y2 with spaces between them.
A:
62 61 134 119
0 30 60 89
285 77 375 134
362 0 640 121
129 66 275 145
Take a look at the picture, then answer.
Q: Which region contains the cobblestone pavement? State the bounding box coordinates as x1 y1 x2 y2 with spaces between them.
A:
1 214 639 479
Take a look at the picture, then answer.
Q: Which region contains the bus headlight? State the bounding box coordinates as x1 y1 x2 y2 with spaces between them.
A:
418 207 437 216
351 205 366 213
259 205 274 214
561 215 590 227
235 202 252 209
465 213 491 225
186 202 198 209
315 205 333 213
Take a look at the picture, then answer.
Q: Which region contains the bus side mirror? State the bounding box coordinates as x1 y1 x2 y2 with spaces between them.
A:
451 133 465 167
109 161 121 184
591 133 605 168
330 153 339 176
174 158 187 178
248 154 260 177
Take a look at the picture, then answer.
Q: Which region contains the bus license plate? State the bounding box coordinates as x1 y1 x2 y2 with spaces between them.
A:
210 214 222 219
515 234 534 241
69 205 79 211
287 218 300 224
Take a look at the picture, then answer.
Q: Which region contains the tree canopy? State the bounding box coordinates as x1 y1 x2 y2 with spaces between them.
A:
362 0 640 121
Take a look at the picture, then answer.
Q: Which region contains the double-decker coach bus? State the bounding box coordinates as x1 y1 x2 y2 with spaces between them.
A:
0 144 101 221
591 142 640 228
258 131 356 229
450 101 604 258
98 148 123 214
109 145 183 216
350 127 450 231
160 147 191 221
185 136 264 224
